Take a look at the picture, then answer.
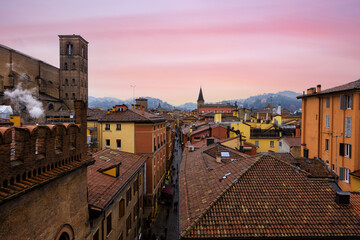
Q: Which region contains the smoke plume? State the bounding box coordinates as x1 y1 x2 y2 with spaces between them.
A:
4 83 44 118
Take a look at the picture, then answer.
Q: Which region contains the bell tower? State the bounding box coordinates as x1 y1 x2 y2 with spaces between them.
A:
197 87 204 113
59 35 88 109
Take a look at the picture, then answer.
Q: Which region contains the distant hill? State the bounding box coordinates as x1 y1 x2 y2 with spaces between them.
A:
89 90 302 112
88 96 174 110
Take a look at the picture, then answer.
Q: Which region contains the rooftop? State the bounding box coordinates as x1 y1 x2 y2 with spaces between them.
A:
180 144 259 235
98 108 166 123
87 149 147 210
298 79 360 98
182 155 360 239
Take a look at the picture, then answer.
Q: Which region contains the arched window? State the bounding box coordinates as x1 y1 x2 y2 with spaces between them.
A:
72 63 76 70
81 46 84 57
55 224 74 240
66 43 73 56
65 79 68 86
72 93 75 100
65 93 68 99
59 232 70 240
72 79 75 86
64 62 68 70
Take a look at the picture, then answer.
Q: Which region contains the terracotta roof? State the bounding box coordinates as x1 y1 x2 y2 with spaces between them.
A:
182 155 360 239
0 156 93 205
180 144 259 235
87 108 106 121
88 149 147 210
283 137 301 147
298 79 360 98
267 152 335 178
221 116 239 122
190 124 226 136
98 108 166 123
351 193 360 217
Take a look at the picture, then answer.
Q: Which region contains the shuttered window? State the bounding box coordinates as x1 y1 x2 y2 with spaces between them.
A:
325 115 330 128
325 139 329 151
339 143 345 156
339 167 344 181
326 97 330 108
340 95 346 110
347 95 353 109
119 199 125 218
345 117 351 137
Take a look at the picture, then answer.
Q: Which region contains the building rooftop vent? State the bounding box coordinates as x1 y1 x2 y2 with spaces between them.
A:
335 191 351 206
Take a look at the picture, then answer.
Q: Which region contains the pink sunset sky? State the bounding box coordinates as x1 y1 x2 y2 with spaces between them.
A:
1 0 359 105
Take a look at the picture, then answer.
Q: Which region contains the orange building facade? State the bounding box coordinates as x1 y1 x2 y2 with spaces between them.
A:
298 80 360 191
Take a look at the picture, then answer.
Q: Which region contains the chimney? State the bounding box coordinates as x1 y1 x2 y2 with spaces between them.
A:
316 84 321 93
335 191 351 206
142 107 145 116
206 138 215 146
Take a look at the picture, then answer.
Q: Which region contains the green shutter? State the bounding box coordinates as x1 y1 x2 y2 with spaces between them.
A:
339 143 345 156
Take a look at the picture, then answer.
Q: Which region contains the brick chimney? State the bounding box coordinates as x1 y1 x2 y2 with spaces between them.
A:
316 84 321 93
142 107 145 116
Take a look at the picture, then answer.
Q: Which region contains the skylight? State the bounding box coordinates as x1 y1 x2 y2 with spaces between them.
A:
99 156 110 161
221 151 230 158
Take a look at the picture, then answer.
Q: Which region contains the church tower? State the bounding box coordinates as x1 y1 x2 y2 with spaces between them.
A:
59 35 88 109
197 87 205 113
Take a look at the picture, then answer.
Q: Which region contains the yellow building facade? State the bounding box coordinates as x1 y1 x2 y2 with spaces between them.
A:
98 122 136 153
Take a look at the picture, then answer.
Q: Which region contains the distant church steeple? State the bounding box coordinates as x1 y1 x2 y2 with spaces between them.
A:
197 87 204 102
197 87 205 113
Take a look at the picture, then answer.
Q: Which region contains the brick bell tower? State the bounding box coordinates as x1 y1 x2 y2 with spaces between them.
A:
197 86 204 113
59 35 88 109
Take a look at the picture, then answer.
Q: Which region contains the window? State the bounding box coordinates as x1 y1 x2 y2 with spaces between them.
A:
81 46 84 57
326 97 330 108
194 137 200 141
126 214 132 236
325 115 330 129
133 179 138 195
105 124 110 130
116 139 121 149
126 188 132 206
64 62 68 70
72 93 75 99
72 63 76 70
66 43 73 56
347 95 353 109
339 143 351 158
106 139 110 148
72 79 75 86
65 78 69 85
331 164 335 171
93 229 99 240
345 117 351 137
119 199 125 218
65 93 68 99
106 213 112 236
339 167 350 183
279 141 282 147
325 139 329 151
270 141 274 148
116 124 121 130
255 141 259 147
340 94 353 110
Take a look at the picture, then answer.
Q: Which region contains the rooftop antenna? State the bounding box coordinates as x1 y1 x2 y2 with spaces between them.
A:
130 85 136 105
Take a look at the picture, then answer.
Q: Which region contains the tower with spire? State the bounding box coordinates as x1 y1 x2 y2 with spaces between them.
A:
197 87 205 113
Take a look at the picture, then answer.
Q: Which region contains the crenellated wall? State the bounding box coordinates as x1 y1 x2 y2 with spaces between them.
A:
0 100 88 189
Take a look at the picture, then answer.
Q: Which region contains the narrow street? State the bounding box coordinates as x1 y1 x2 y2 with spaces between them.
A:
148 136 182 240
